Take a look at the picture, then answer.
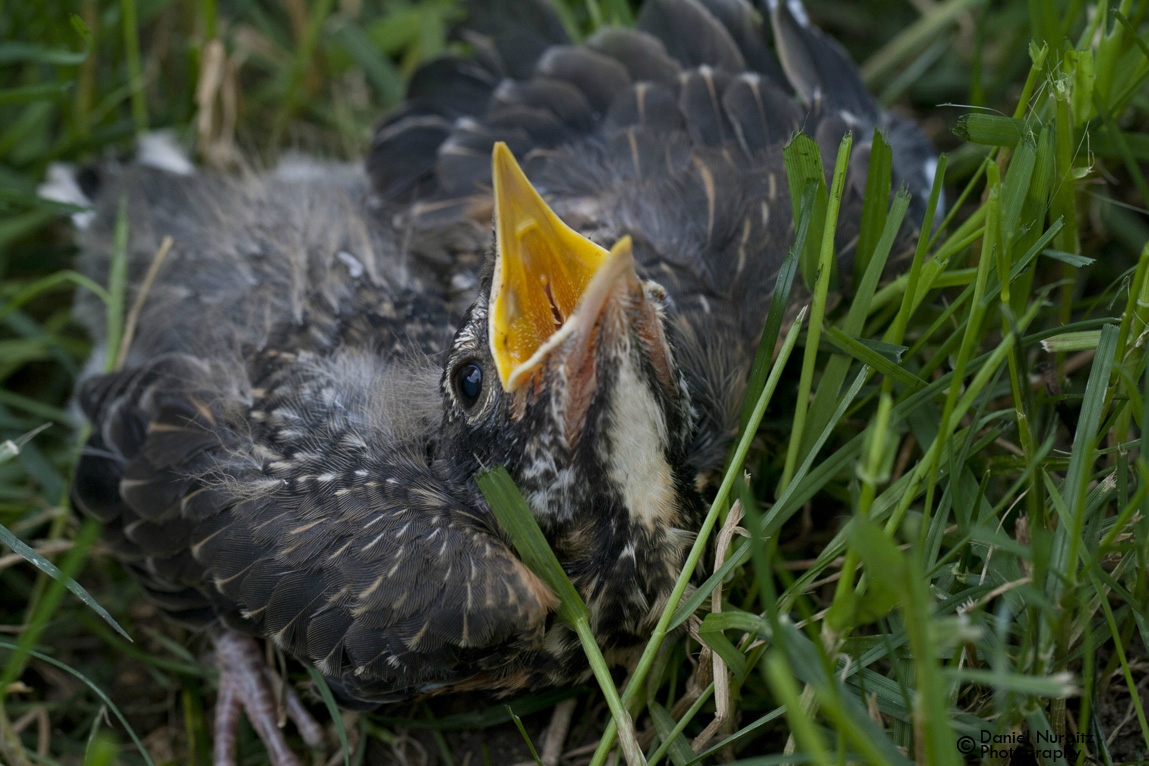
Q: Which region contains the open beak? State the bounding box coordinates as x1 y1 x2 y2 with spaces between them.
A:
489 142 615 391
488 143 676 445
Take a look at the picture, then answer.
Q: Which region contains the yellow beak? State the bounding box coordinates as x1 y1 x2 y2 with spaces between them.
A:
489 143 611 390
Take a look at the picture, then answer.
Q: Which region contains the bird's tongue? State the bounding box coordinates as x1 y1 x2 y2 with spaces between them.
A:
488 142 640 392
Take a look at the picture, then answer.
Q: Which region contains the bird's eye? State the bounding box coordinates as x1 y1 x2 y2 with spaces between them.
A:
454 362 484 408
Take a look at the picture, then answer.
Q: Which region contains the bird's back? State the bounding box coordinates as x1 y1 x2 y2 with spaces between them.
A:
74 162 467 366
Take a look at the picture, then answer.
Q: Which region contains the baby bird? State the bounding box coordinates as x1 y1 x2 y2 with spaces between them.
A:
69 146 703 762
65 0 938 762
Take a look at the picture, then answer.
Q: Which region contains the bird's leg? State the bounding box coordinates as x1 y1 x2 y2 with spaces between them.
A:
282 679 325 750
211 662 245 766
539 698 578 766
689 501 745 753
211 630 323 766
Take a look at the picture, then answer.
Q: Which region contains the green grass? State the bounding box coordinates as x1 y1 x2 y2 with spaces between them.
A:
2 0 1149 764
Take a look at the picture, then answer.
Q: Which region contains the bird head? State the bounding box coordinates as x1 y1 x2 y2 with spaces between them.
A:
439 143 699 533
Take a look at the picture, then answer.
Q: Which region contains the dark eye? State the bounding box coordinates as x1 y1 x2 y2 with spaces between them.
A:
454 362 484 408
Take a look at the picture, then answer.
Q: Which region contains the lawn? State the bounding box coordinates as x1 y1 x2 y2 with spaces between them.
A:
1 0 1148 764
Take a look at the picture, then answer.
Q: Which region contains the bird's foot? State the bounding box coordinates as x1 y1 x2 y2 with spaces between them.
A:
211 630 325 766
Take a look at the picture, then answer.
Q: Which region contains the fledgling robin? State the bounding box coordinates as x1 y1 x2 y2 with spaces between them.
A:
68 145 703 764
62 0 938 762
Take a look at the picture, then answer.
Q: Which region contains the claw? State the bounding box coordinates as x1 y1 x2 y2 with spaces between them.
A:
211 630 325 766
